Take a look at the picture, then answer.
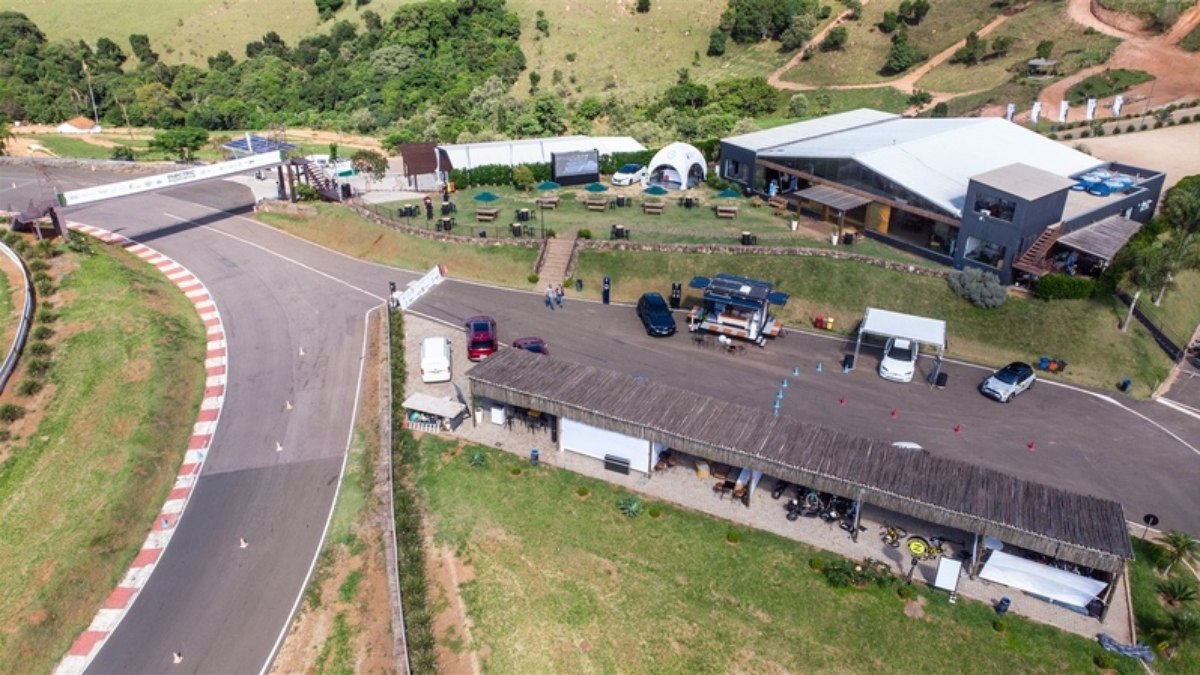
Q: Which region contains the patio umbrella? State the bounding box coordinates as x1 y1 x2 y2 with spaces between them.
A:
716 187 743 199
584 182 609 193
643 185 669 196
535 180 561 191
473 190 501 202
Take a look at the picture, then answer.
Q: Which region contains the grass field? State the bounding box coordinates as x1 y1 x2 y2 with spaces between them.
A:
915 1 1122 94
1126 537 1200 672
1126 269 1200 348
780 0 1003 87
417 436 1122 673
1182 22 1200 50
1067 69 1156 105
0 239 206 671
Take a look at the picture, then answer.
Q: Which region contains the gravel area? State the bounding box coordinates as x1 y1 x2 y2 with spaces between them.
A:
401 311 1134 645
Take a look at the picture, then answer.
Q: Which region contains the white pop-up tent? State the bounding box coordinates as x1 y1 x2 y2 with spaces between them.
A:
980 550 1108 611
646 142 706 190
851 307 946 372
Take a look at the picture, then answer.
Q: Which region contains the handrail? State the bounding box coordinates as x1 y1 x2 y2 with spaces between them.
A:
382 305 412 675
0 241 35 394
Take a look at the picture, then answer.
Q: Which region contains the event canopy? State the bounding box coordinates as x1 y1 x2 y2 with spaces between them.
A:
646 142 706 190
851 307 947 373
980 550 1108 610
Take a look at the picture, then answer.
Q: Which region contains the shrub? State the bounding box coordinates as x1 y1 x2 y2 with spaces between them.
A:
17 379 43 396
0 404 25 423
36 309 57 323
576 485 590 497
992 619 1007 632
469 451 486 467
28 340 53 357
26 358 52 378
28 259 48 272
725 529 742 544
32 326 53 340
808 557 826 572
618 496 643 517
578 228 592 240
947 268 1007 308
35 278 53 295
1127 124 1136 133
510 467 523 476
294 183 320 201
527 273 540 284
897 585 916 600
1158 577 1199 606
1033 274 1096 300
0 429 10 441
1093 652 1118 669
648 505 662 518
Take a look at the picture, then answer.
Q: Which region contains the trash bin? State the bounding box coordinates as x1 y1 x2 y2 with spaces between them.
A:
602 276 611 305
575 278 583 292
824 316 834 331
1119 378 1132 393
1038 356 1051 370
842 354 855 370
340 183 352 199
741 231 754 246
530 448 540 466
670 282 682 309
936 372 949 389
995 596 1011 616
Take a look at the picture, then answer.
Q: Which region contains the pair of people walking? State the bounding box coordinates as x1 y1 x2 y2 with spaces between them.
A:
544 283 564 310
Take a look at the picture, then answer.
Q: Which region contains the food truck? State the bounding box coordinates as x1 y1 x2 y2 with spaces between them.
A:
687 273 788 346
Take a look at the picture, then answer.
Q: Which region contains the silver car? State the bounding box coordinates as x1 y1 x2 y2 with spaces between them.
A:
979 362 1036 402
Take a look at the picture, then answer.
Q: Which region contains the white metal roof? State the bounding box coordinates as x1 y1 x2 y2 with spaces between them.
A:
861 307 946 349
759 117 1103 216
440 136 646 170
402 392 466 420
722 109 899 152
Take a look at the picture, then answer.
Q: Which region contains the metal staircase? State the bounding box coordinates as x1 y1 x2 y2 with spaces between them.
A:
290 158 342 202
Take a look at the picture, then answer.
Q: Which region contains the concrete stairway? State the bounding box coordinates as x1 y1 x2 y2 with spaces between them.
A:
535 232 577 285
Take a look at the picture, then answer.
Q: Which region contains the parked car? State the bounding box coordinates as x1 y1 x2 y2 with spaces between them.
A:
878 337 918 383
611 163 648 186
636 292 676 337
419 336 452 383
512 336 549 355
464 315 498 361
979 361 1036 402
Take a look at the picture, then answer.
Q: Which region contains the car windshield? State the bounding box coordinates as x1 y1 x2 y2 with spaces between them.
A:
618 164 641 173
470 321 491 334
887 344 913 361
645 295 668 312
993 367 1022 384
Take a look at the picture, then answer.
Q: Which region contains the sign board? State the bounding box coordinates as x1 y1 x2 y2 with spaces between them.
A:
392 265 445 310
58 152 283 207
933 557 963 593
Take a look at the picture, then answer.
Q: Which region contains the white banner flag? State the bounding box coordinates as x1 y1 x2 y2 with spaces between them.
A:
1005 103 1016 122
1085 98 1097 121
1058 101 1069 123
1112 95 1124 117
1030 102 1042 124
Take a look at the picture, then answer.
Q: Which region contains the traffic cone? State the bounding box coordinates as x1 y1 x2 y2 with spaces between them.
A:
839 396 846 407
1027 441 1036 452
890 409 898 419
953 424 962 436
816 362 824 373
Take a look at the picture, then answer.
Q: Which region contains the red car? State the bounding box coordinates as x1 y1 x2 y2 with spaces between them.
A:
465 315 498 361
512 337 549 356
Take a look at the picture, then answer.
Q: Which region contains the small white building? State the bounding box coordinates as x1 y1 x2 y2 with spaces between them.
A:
57 116 101 134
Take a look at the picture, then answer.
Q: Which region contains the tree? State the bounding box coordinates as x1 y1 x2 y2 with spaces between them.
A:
883 31 926 74
907 90 932 107
110 145 135 161
1120 242 1173 331
879 11 899 33
535 10 549 37
0 11 46 55
780 14 817 51
950 32 985 65
821 26 849 51
787 93 809 118
0 122 12 156
1160 530 1200 575
207 50 235 71
1161 175 1200 237
991 35 1016 56
1036 40 1054 60
314 0 346 21
350 149 387 182
931 102 949 117
1164 612 1200 660
128 33 157 66
637 0 651 12
148 127 209 162
707 29 727 56
512 164 534 191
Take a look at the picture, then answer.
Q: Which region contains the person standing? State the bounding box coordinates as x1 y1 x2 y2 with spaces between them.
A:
554 284 565 308
545 284 555 310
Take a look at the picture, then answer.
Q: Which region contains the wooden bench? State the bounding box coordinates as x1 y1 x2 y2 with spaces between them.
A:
716 204 739 219
642 201 665 215
585 198 609 212
475 208 500 222
767 196 789 213
536 196 560 209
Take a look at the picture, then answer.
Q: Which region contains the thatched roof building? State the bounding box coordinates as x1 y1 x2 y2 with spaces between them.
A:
469 349 1132 573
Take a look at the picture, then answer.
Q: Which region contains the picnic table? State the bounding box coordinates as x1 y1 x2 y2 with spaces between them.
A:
475 207 500 222
642 201 665 215
716 204 739 219
584 197 610 212
536 196 560 209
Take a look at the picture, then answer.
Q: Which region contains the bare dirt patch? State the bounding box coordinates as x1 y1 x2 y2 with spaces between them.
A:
904 595 928 619
428 542 482 674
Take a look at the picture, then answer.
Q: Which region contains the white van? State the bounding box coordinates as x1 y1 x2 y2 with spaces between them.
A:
419 337 452 383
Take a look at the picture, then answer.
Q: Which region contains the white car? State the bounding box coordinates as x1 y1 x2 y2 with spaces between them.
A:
611 163 647 186
878 338 918 383
419 336 452 383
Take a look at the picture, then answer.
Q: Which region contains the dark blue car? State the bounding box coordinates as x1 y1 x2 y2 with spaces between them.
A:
636 292 676 337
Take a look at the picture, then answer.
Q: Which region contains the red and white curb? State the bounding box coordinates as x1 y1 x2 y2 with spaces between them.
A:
55 224 227 674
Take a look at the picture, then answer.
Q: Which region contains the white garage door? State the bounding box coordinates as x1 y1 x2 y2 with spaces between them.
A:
560 418 651 474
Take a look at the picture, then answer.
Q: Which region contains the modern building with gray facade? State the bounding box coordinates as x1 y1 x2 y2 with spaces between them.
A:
718 110 1165 284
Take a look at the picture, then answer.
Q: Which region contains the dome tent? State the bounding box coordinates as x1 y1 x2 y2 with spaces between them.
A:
646 142 706 190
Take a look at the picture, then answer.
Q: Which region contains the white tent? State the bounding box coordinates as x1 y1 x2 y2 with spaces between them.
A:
647 142 706 190
851 307 946 373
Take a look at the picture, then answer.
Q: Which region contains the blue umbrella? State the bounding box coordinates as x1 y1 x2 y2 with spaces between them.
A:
536 180 561 191
584 182 609 193
643 185 669 196
473 191 501 202
716 187 743 199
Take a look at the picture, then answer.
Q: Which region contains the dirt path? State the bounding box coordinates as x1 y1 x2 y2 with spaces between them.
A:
1066 0 1136 38
767 0 874 90
1165 2 1200 44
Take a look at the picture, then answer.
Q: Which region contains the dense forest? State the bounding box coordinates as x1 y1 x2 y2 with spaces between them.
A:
0 0 793 147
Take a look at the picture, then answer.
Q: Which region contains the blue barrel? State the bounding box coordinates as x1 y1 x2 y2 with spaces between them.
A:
530 448 540 466
996 596 1011 616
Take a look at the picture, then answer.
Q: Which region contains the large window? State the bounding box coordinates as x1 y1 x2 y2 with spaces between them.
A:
964 236 1006 267
973 193 1017 222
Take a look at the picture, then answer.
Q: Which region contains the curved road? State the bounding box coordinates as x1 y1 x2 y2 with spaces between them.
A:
3 164 1199 671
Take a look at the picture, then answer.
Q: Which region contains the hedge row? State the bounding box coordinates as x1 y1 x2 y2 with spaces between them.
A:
1033 274 1096 300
